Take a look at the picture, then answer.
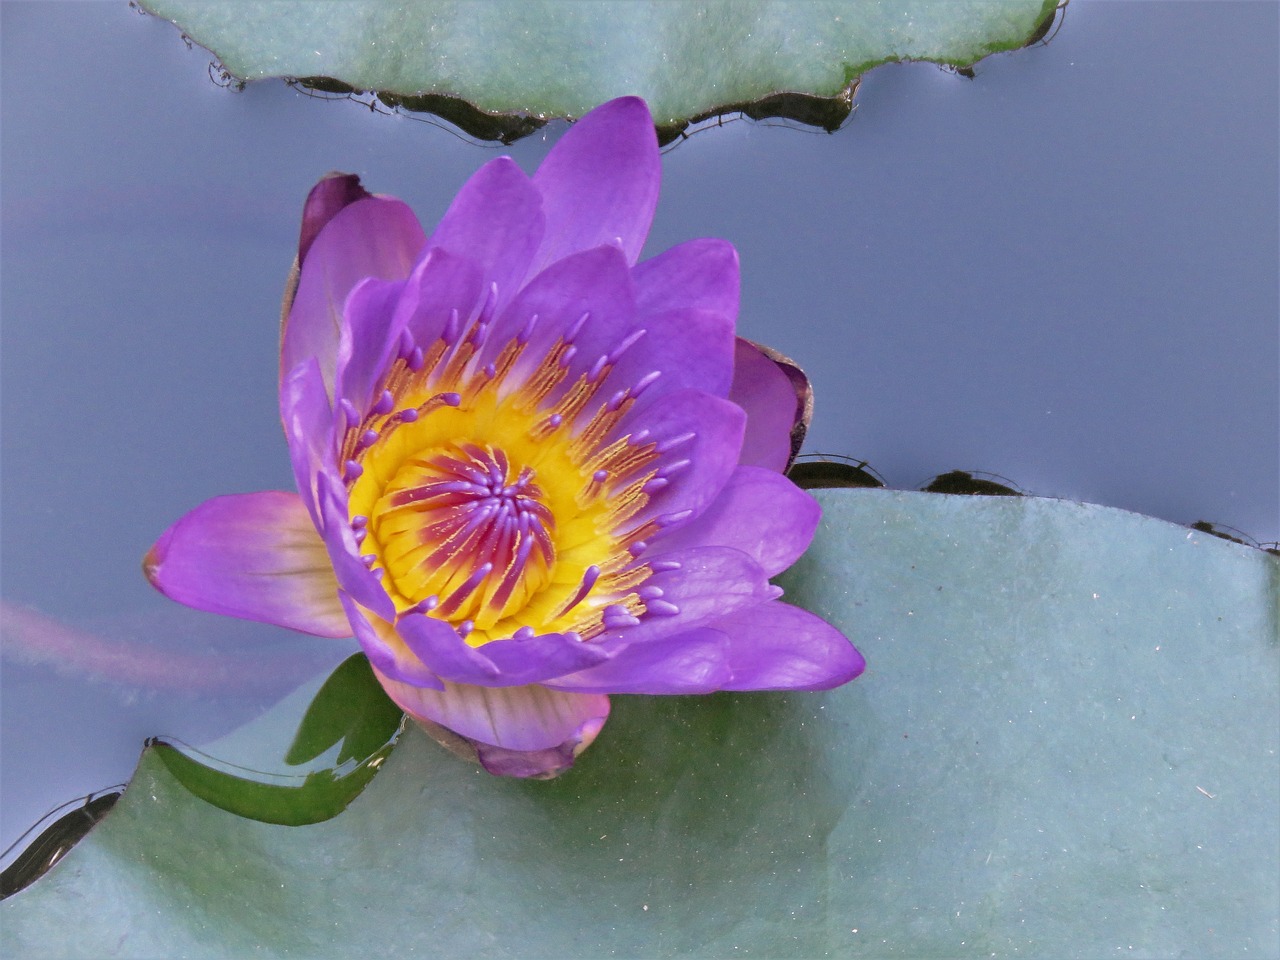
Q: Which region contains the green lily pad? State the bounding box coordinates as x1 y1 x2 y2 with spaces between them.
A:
3 490 1276 957
137 1 1058 137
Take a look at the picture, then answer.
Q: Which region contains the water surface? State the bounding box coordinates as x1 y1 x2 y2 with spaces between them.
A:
2 1 1276 856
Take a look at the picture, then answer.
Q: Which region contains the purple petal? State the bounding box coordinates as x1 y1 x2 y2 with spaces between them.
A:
339 592 443 689
600 545 777 646
545 629 731 694
143 492 350 638
315 472 397 622
426 156 544 313
400 246 486 351
730 338 805 473
614 388 745 532
590 240 739 406
485 244 636 391
296 173 372 268
712 600 865 691
532 97 659 271
632 237 740 320
373 675 610 759
396 614 608 687
280 357 336 528
281 196 426 397
654 466 820 578
334 276 407 416
595 306 735 407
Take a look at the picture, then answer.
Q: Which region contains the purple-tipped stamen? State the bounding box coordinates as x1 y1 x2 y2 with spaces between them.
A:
560 564 602 615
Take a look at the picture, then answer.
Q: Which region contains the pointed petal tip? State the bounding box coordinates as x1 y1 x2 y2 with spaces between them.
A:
588 95 653 124
141 540 166 594
298 172 371 266
819 640 867 689
143 492 352 638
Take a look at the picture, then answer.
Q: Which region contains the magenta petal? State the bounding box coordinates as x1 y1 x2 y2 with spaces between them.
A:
374 676 610 760
144 492 350 638
282 196 426 396
545 629 732 694
296 173 372 267
655 466 820 578
633 237 740 321
730 338 803 473
713 600 865 691
426 156 544 311
532 97 659 270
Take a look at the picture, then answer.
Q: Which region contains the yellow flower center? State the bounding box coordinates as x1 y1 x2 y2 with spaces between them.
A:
343 314 663 647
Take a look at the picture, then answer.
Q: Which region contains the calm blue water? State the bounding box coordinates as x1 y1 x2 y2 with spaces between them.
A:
1 1 1276 855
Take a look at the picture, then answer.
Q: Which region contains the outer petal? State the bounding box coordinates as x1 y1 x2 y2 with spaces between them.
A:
654 465 820 578
730 338 806 472
282 196 426 396
712 600 865 691
545 629 732 695
295 173 372 267
144 492 350 638
374 675 610 777
425 156 544 313
395 613 607 687
632 237 740 321
532 97 659 270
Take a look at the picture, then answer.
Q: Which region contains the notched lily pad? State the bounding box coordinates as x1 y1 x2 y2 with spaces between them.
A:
137 0 1061 141
3 490 1275 958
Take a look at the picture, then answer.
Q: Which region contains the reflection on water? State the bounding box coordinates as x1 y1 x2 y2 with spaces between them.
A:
1 789 122 899
1 1 1276 866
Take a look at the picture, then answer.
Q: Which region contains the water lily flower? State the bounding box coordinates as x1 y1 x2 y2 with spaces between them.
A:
145 97 864 778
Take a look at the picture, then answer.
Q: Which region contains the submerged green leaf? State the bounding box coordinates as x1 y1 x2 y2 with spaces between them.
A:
152 654 404 827
138 1 1058 134
3 491 1276 957
284 653 405 768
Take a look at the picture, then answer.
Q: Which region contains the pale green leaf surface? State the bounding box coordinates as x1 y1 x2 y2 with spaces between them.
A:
3 490 1276 957
138 1 1057 123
